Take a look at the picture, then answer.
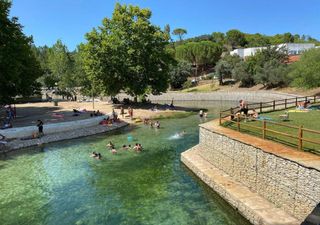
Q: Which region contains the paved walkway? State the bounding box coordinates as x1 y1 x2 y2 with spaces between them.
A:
182 145 300 225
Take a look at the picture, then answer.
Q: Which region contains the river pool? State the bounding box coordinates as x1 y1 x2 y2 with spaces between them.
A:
0 101 250 225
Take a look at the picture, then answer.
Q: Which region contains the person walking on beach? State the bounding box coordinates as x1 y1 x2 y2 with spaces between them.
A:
128 107 133 119
37 120 44 137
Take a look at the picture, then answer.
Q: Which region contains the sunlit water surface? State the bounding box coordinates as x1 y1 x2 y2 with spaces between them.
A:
0 101 250 225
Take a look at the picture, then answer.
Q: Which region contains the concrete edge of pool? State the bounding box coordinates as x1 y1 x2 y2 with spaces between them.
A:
181 146 299 225
181 119 320 225
1 121 129 152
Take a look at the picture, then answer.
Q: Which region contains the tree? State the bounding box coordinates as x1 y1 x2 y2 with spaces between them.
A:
0 0 42 103
283 32 295 43
244 33 270 47
47 40 78 99
226 29 247 48
254 59 290 88
252 46 288 68
212 32 225 44
172 28 187 41
215 54 241 85
82 3 175 98
232 60 255 87
169 61 192 89
289 48 320 88
32 45 54 87
175 41 222 75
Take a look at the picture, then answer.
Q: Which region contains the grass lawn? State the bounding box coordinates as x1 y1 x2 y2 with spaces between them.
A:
180 83 219 93
223 104 320 154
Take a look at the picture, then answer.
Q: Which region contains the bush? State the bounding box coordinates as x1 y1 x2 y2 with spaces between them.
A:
170 61 192 89
254 59 290 88
289 48 320 89
182 80 193 89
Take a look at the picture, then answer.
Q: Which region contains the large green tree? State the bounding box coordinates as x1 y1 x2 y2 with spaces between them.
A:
46 40 79 98
0 0 42 103
82 3 174 98
289 48 320 88
169 61 192 89
175 41 222 75
226 29 247 48
254 59 290 88
215 54 241 85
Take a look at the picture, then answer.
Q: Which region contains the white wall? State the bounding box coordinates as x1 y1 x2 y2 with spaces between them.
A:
231 43 316 58
0 116 109 139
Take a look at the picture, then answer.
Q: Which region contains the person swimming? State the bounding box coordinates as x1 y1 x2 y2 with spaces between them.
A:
179 130 186 136
95 153 102 160
133 143 143 152
154 121 160 129
111 148 117 154
91 151 98 157
199 110 204 117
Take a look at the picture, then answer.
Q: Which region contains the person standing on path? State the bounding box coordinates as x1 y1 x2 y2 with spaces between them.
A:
37 120 44 137
120 107 124 118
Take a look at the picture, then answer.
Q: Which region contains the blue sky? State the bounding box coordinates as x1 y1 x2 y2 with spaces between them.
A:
10 0 320 51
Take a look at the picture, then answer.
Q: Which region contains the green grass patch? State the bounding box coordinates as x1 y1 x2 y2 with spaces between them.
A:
181 83 219 93
223 105 320 154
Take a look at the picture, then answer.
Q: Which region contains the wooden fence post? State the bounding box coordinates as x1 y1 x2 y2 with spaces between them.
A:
314 95 317 103
298 125 303 151
237 114 240 131
295 97 298 107
284 99 287 109
273 100 275 111
260 102 262 113
262 120 266 139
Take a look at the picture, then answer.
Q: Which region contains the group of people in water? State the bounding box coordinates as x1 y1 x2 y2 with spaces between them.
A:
143 118 161 129
90 141 143 160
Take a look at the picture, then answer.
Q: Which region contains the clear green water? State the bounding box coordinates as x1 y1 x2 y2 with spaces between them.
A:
0 101 250 225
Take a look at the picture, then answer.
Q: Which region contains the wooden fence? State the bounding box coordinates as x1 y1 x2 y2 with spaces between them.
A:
219 95 320 152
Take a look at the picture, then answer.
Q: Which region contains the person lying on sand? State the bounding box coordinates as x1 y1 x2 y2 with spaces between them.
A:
107 141 115 149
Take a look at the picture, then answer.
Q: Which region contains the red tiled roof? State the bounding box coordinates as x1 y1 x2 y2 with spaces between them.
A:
286 55 300 64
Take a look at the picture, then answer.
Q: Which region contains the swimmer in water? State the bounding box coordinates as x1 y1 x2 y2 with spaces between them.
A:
179 130 186 136
111 148 117 154
91 151 98 157
95 153 102 160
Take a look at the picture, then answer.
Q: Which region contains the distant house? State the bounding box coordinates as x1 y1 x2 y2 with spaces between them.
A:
230 43 315 59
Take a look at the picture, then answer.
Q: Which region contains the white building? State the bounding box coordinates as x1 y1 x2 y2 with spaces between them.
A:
230 43 315 59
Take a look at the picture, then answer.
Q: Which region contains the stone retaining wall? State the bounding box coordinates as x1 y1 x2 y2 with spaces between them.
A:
116 91 299 102
2 122 128 151
197 126 320 221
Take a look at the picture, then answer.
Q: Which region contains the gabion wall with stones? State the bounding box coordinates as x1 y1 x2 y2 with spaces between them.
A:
198 126 320 221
